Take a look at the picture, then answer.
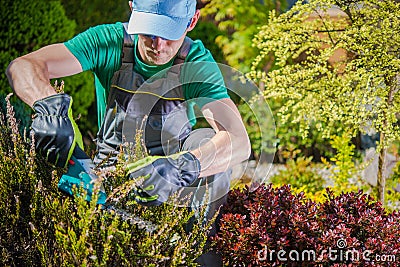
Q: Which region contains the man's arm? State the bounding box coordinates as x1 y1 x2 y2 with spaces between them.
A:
6 43 82 107
191 98 251 177
6 43 85 168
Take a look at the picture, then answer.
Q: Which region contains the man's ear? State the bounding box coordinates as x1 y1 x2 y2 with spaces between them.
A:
187 9 201 32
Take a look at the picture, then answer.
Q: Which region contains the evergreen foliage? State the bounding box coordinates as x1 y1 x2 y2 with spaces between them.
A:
0 0 76 130
60 0 130 32
201 0 287 73
187 19 226 64
0 0 95 135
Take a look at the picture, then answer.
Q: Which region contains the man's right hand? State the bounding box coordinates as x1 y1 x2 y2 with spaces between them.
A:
126 152 201 206
31 93 83 168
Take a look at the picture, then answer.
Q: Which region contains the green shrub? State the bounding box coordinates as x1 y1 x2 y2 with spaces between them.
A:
237 98 277 161
322 133 362 195
0 0 76 131
1 0 96 140
271 157 324 193
188 19 225 64
248 0 400 202
200 0 286 73
385 160 400 211
322 133 400 211
0 93 210 266
270 147 326 202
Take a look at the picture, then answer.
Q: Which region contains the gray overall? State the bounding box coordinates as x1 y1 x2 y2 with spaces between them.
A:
95 24 229 266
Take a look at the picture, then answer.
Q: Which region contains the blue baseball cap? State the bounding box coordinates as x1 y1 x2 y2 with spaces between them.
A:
127 0 197 40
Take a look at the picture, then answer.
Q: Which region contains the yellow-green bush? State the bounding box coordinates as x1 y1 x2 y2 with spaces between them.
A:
270 153 327 203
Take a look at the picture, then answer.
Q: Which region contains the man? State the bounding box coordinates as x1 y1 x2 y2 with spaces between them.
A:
6 0 250 265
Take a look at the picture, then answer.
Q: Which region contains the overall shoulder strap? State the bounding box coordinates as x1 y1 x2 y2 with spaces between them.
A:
122 22 134 63
168 36 193 76
173 37 193 65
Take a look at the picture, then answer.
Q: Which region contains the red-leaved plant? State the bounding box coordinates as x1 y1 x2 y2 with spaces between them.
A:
211 184 400 267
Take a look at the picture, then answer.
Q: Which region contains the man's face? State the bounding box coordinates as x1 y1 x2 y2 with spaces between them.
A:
137 33 186 65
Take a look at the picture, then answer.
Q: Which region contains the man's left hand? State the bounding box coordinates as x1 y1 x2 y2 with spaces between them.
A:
126 152 201 206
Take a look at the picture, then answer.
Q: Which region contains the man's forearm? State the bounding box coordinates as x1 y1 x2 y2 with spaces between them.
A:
6 43 83 107
191 130 250 177
6 56 56 107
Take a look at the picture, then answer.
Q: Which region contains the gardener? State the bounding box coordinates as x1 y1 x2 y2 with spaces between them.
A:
6 0 250 265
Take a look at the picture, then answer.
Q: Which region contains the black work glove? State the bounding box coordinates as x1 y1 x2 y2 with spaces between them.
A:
31 93 83 168
126 152 201 206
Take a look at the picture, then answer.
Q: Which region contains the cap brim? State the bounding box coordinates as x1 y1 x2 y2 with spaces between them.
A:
127 10 189 41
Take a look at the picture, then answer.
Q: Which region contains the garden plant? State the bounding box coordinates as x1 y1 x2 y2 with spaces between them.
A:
248 0 400 203
0 94 211 266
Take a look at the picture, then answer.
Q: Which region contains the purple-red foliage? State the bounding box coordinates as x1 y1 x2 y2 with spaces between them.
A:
211 184 400 267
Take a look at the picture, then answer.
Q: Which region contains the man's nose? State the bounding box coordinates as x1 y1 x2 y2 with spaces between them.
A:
151 37 165 50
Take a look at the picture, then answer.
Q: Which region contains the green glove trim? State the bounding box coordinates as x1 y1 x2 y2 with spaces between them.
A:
135 194 159 203
125 151 187 175
66 97 84 168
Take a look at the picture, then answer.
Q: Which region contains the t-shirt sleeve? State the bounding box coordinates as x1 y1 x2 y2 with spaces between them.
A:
182 40 230 108
64 23 124 76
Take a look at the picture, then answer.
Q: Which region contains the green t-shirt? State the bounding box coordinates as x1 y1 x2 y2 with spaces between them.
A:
64 22 229 128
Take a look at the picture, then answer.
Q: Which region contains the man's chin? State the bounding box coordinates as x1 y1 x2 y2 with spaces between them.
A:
150 58 170 66
145 52 171 65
